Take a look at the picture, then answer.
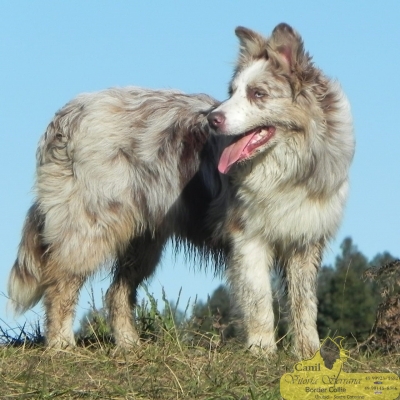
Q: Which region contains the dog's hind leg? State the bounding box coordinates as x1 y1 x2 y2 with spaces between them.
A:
40 227 115 348
286 243 322 358
106 232 165 348
227 236 277 355
42 268 86 348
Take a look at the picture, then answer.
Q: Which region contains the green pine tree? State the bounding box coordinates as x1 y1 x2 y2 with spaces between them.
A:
317 238 389 341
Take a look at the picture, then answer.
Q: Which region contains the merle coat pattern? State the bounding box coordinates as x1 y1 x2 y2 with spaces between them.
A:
8 23 354 358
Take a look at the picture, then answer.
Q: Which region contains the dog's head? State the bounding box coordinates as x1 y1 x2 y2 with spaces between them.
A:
208 23 322 174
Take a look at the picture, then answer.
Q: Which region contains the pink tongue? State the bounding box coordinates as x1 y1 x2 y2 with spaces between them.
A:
218 131 258 174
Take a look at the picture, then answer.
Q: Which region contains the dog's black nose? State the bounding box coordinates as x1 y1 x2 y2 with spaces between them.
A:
208 111 225 129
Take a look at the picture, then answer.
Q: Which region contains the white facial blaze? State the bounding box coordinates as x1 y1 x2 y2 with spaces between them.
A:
216 59 268 135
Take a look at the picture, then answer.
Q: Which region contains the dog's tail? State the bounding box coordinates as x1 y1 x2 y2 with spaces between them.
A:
8 202 46 314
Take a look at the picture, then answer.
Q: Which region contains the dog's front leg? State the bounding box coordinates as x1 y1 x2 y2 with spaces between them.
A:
227 235 277 355
286 243 322 358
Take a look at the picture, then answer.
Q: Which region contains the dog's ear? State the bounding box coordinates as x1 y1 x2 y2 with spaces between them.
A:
235 26 269 62
268 23 312 97
268 23 308 72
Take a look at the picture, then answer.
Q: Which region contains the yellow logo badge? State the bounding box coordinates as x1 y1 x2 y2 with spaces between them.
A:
280 337 399 399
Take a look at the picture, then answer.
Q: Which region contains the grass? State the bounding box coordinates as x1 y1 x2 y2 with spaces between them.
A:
1 335 400 399
0 339 286 399
1 288 399 400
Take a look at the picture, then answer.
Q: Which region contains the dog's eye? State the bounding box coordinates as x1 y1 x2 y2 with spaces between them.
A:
254 90 266 98
247 87 267 101
249 88 267 99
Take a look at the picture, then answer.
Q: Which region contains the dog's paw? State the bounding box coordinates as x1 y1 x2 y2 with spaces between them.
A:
114 330 141 349
247 334 278 357
46 335 76 350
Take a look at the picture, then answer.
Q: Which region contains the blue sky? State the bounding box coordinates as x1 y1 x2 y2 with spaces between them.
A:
1 1 399 331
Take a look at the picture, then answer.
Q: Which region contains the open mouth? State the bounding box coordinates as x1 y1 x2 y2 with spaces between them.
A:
218 126 276 174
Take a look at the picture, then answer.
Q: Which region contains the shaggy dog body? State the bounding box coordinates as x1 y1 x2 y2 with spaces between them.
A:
8 88 219 348
207 23 354 356
8 24 354 357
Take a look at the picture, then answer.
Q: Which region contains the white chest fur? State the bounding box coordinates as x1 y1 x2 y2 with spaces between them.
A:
231 160 349 246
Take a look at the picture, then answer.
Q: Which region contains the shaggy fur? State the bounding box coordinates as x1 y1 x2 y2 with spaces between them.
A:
8 88 219 348
207 23 354 357
8 23 354 358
